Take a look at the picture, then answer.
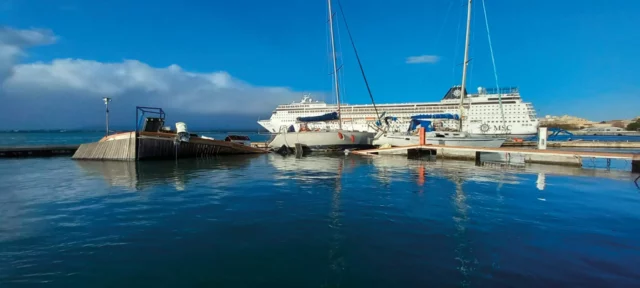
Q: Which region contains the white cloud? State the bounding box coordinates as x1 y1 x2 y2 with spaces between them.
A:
0 26 309 129
0 26 57 84
405 55 440 64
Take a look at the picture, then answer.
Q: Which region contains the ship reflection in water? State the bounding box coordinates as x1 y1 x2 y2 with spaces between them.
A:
1 154 638 287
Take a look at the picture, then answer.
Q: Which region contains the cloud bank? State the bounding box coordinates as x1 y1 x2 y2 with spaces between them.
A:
405 55 440 64
0 26 305 130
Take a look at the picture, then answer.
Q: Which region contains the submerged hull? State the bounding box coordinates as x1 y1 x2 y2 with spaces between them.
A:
372 134 506 148
268 131 375 152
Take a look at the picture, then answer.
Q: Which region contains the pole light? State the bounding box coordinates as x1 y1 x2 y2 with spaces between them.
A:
103 97 111 136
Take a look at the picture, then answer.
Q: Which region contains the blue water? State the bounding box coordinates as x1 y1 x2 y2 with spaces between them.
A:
0 131 272 146
1 133 640 286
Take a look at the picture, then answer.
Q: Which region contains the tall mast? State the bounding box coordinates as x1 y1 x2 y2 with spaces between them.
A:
458 0 472 131
327 0 342 130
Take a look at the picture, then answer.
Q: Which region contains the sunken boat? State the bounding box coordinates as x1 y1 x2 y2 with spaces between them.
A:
72 107 266 161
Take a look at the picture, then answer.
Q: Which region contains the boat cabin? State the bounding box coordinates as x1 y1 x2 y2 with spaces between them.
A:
224 135 251 146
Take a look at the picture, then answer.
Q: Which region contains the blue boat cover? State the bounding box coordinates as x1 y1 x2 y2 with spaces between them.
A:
296 112 339 122
411 113 459 120
408 119 433 132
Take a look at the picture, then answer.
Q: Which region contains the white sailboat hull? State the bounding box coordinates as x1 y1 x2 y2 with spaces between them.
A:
268 131 375 152
372 133 506 148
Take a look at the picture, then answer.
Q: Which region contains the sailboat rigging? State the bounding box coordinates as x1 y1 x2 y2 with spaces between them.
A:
327 0 342 130
458 0 473 132
335 0 381 126
267 0 376 154
371 0 506 149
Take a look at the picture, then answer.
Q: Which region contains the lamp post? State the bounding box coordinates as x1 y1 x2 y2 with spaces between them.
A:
102 97 111 136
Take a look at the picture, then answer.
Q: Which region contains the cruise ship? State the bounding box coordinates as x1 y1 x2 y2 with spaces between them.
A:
258 86 539 136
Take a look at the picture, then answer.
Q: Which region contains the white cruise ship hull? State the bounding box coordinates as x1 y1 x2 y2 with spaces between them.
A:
258 87 540 137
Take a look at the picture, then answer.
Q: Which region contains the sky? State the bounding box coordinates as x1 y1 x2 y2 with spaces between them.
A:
0 0 638 130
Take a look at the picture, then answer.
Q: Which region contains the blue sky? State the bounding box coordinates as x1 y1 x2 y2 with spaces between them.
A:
0 0 638 129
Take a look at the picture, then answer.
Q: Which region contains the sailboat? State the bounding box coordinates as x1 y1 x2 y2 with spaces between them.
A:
267 0 375 154
373 113 505 148
372 0 506 148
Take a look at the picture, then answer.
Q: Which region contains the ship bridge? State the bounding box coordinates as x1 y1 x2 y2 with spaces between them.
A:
441 86 520 100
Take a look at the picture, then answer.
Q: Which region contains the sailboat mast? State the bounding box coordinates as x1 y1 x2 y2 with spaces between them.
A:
458 0 472 131
327 0 342 130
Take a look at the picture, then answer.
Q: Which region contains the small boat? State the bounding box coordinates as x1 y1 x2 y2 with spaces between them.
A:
268 128 375 153
373 131 506 148
373 0 507 149
268 115 375 153
373 115 506 148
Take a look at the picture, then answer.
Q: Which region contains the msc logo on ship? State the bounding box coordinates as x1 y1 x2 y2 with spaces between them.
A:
480 123 512 133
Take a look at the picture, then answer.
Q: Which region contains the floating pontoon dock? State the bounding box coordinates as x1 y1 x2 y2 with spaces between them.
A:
503 140 640 148
352 144 639 172
352 127 639 172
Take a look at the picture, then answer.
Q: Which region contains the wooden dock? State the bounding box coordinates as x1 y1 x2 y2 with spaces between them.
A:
0 145 79 158
72 134 136 160
136 132 267 160
352 144 640 173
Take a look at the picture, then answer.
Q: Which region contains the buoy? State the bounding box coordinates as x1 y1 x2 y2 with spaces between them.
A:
338 132 344 140
350 135 355 143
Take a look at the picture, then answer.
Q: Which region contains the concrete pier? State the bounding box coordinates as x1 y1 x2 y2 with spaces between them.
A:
352 144 640 172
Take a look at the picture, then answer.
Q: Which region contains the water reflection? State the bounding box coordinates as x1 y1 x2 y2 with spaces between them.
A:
75 155 263 191
267 154 359 180
328 157 345 285
366 155 634 189
266 154 351 286
444 170 475 287
536 172 546 191
2 153 639 286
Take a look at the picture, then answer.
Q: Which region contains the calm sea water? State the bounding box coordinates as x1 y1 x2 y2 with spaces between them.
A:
1 131 639 147
0 132 272 146
1 133 640 287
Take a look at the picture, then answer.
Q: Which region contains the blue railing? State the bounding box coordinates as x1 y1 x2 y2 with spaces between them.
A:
484 87 519 94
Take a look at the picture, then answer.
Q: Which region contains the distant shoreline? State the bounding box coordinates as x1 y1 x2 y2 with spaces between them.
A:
0 129 270 134
3 130 638 135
